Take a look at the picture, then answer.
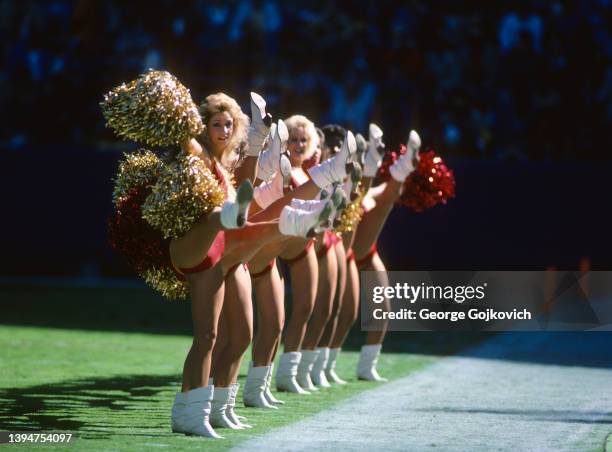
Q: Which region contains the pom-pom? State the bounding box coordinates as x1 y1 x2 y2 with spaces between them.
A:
142 152 225 239
335 189 365 234
142 266 189 300
374 145 456 212
109 183 170 274
109 182 189 301
112 149 164 206
101 69 203 147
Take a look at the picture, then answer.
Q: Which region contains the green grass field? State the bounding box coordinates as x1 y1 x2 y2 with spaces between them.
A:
0 324 436 451
0 284 489 450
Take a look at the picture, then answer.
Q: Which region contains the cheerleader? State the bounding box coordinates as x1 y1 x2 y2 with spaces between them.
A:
325 125 422 382
105 71 336 438
241 117 358 402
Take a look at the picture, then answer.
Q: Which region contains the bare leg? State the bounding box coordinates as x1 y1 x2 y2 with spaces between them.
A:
319 241 347 347
330 257 359 349
252 263 285 366
363 252 390 345
352 179 402 259
302 244 338 349
222 221 287 272
249 180 321 222
170 207 225 269
181 265 225 391
210 265 253 387
280 240 318 351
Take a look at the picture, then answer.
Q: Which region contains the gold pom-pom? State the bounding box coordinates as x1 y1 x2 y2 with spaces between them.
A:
112 149 164 206
141 266 189 300
101 69 203 147
335 192 365 234
141 152 226 239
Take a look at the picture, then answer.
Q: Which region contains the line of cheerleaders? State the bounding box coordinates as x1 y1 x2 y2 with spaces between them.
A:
103 70 455 439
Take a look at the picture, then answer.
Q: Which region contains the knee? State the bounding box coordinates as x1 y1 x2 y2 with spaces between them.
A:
339 309 358 329
291 302 314 324
232 325 253 354
312 302 333 324
193 328 218 352
268 319 283 340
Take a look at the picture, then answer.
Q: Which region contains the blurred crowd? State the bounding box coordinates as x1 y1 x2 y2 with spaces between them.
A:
1 0 610 159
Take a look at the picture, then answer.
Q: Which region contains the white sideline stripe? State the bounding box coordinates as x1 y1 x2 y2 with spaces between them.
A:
233 335 612 451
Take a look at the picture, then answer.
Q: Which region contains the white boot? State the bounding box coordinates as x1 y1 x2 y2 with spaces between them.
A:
246 92 271 157
354 132 368 166
290 186 346 212
220 180 253 229
276 352 310 394
227 383 252 428
243 363 278 409
171 391 186 433
296 349 320 391
263 363 285 405
180 385 223 438
210 387 240 429
363 123 385 177
258 119 288 181
308 131 356 189
326 348 347 385
253 155 291 209
311 347 331 388
357 344 388 382
279 201 333 238
342 160 363 203
389 130 421 183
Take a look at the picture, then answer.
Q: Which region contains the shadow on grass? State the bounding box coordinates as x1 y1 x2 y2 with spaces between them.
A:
0 284 488 357
0 374 180 438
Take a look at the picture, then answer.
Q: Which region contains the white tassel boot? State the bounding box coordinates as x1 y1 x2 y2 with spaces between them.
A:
226 383 252 428
296 349 320 392
290 186 346 212
311 347 331 388
243 363 277 409
180 385 223 438
171 391 186 433
389 130 421 182
308 131 356 189
263 363 285 405
253 155 292 209
246 92 272 157
258 119 289 181
276 352 310 394
363 123 385 177
210 387 240 429
357 344 388 382
279 201 333 238
220 180 253 229
326 347 347 385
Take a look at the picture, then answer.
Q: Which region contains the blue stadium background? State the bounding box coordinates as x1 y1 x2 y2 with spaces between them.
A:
1 0 611 280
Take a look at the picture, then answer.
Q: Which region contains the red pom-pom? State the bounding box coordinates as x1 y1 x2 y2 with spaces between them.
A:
108 183 171 273
374 144 456 212
398 149 456 212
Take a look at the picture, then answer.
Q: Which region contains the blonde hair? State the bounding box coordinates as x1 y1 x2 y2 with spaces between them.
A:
199 92 248 168
284 114 319 161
